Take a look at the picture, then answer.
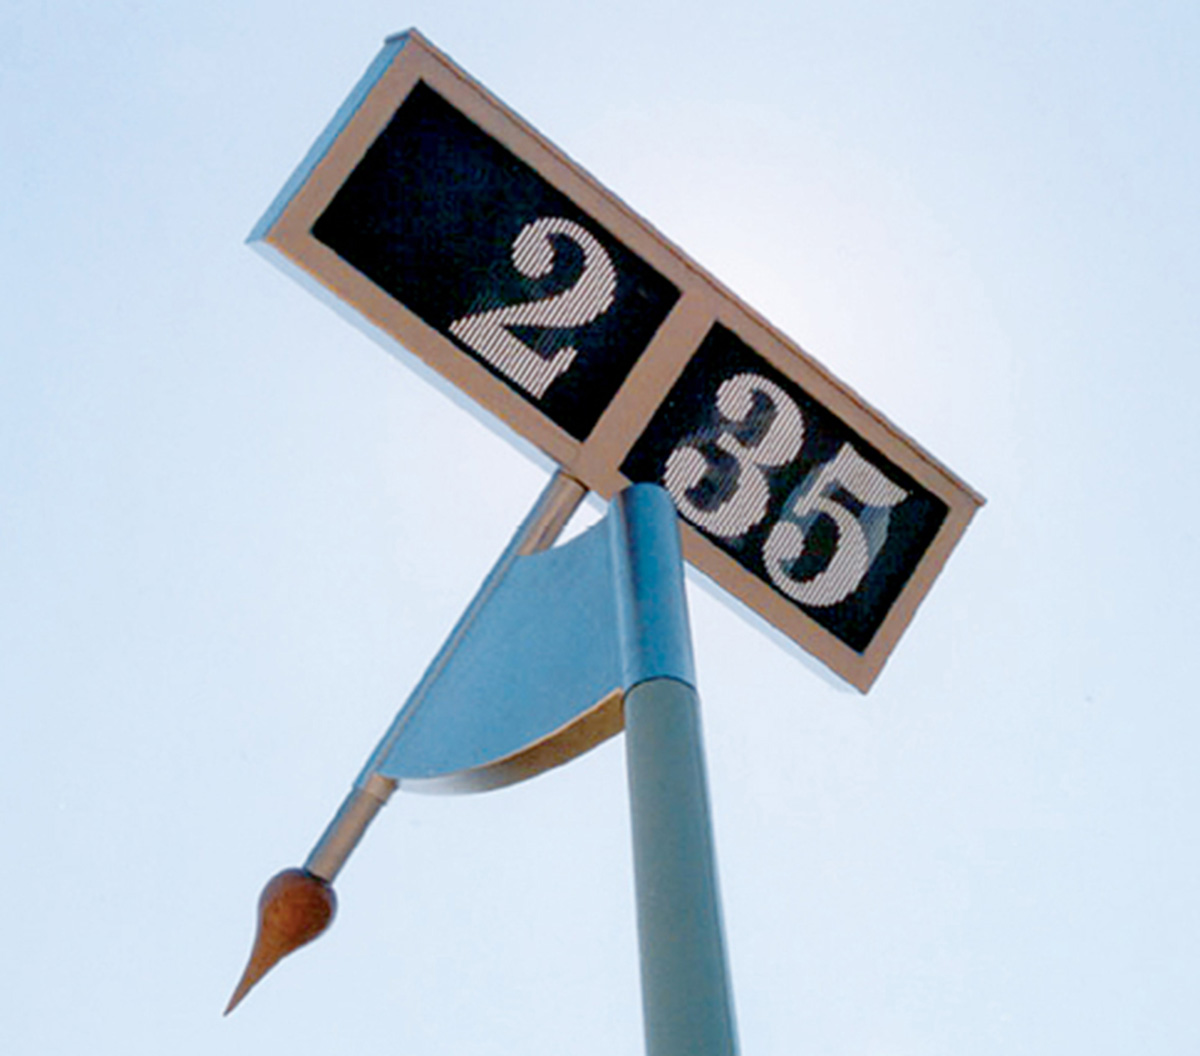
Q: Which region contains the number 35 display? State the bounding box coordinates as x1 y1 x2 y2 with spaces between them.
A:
622 325 948 655
250 31 981 689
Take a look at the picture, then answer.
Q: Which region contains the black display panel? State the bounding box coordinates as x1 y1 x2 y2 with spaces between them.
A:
622 325 948 653
313 82 680 441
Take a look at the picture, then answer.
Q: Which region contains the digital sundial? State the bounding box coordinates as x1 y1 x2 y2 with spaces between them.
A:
229 31 981 1055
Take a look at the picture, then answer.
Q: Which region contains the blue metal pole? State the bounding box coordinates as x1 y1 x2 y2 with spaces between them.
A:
611 486 740 1056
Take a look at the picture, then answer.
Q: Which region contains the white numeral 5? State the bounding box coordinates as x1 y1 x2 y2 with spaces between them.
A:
763 444 908 607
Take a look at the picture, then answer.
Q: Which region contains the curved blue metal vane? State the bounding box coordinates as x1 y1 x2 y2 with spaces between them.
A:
365 483 691 792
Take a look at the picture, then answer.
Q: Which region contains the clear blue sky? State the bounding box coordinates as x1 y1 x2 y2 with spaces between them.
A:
3 2 1198 1054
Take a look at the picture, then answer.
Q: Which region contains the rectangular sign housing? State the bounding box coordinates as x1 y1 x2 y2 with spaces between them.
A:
251 29 983 690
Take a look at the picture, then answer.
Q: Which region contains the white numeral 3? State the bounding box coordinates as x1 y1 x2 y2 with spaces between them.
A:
663 373 806 539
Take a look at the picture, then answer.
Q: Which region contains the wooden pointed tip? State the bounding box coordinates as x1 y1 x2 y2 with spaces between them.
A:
224 868 336 1015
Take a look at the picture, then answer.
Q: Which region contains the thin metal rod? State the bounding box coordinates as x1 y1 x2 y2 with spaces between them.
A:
304 469 588 882
615 485 739 1056
305 772 396 881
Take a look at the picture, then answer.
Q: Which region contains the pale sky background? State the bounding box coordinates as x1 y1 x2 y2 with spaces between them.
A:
3 2 1198 1054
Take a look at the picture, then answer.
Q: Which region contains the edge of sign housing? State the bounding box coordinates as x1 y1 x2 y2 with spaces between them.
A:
249 29 984 692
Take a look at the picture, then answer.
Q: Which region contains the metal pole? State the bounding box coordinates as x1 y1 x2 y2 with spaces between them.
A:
612 486 740 1056
305 469 588 882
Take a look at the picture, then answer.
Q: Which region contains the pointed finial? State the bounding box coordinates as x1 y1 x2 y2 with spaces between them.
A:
225 868 336 1015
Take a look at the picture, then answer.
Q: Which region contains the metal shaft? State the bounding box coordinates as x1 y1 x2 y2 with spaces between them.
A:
625 679 739 1056
305 771 395 882
613 485 739 1056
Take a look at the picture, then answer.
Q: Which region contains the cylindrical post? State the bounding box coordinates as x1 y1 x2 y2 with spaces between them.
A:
613 485 739 1056
624 681 739 1056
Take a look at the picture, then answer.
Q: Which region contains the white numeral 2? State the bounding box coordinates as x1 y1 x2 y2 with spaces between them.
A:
449 217 617 398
